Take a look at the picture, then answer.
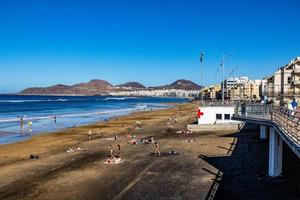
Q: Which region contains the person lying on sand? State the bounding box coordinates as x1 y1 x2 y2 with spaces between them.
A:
104 155 124 164
66 146 88 153
154 142 161 156
168 150 179 156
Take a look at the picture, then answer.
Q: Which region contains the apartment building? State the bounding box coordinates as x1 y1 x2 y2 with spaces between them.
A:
228 79 261 101
262 57 299 104
202 84 221 100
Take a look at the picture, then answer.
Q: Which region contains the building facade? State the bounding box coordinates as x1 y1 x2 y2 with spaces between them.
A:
262 57 300 104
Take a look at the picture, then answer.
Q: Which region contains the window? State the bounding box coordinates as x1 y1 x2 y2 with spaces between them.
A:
216 114 222 120
224 114 231 120
288 77 292 84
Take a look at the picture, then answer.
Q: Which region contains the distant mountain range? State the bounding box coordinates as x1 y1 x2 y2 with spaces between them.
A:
19 79 202 95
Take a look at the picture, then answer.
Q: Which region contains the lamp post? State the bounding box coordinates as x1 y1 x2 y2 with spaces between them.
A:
221 54 231 104
200 52 205 104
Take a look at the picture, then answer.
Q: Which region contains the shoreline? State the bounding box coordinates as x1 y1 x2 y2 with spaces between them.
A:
0 103 175 146
0 96 186 145
0 102 195 154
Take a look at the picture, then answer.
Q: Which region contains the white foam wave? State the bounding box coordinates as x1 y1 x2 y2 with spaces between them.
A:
0 105 146 123
0 99 71 103
104 97 137 101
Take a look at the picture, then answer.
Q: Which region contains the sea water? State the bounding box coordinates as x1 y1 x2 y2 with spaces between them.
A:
0 95 188 144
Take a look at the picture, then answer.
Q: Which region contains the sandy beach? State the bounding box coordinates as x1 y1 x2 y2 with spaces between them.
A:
1 102 300 200
0 104 300 200
0 102 234 200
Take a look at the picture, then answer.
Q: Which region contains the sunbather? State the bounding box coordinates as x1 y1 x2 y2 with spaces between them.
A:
109 145 114 157
117 144 121 157
154 142 161 156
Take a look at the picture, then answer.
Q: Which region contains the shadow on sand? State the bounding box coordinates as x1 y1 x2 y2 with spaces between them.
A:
202 124 300 200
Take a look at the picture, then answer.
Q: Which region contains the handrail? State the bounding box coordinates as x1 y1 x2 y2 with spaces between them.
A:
234 103 300 145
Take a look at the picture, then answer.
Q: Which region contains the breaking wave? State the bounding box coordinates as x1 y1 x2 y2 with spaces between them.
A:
0 105 146 123
0 99 70 103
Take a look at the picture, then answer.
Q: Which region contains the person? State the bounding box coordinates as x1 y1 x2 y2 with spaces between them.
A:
154 142 161 156
117 144 121 157
108 145 114 158
114 132 119 140
291 99 298 112
241 102 246 117
20 117 24 134
149 136 154 143
28 121 33 132
88 130 92 140
53 115 57 123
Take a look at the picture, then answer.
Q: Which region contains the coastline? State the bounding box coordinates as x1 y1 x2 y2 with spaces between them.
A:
0 102 194 158
0 95 187 145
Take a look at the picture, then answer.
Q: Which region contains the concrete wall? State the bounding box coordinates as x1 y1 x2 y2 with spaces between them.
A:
188 123 242 132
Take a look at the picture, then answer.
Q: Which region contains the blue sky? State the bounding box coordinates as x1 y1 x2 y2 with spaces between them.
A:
0 0 300 93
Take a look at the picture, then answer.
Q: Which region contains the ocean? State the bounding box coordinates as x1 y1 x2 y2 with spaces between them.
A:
0 95 188 144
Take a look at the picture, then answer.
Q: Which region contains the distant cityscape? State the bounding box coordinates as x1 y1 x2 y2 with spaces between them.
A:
109 89 200 98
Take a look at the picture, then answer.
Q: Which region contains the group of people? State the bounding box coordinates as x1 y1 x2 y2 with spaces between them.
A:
105 144 122 164
19 117 33 134
19 115 58 134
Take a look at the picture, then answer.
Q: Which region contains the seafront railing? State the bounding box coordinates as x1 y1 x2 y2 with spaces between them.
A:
234 103 272 120
234 103 300 144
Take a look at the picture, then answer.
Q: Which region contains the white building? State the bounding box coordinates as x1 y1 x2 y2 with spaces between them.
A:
197 106 238 124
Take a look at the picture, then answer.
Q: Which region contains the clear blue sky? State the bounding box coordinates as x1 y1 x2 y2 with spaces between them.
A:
1 0 300 93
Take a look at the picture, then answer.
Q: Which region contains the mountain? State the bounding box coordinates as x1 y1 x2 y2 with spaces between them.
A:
19 79 114 95
117 82 146 89
20 84 75 95
153 79 202 90
18 79 202 95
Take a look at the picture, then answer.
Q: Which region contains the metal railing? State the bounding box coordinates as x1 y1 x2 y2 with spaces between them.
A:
272 106 300 143
234 103 300 145
235 103 272 120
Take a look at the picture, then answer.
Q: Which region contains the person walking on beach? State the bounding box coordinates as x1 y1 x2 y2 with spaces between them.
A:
114 132 119 140
108 145 114 158
20 117 24 134
28 121 33 132
154 142 161 156
88 130 92 140
117 144 121 157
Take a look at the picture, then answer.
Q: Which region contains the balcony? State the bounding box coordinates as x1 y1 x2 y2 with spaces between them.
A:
293 65 300 74
293 79 300 86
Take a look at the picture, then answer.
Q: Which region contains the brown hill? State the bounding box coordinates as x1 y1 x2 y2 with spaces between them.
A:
19 80 114 95
18 79 201 95
153 79 202 90
117 82 146 89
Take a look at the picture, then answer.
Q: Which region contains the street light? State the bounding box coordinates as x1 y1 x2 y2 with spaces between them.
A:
200 52 205 104
221 54 231 104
